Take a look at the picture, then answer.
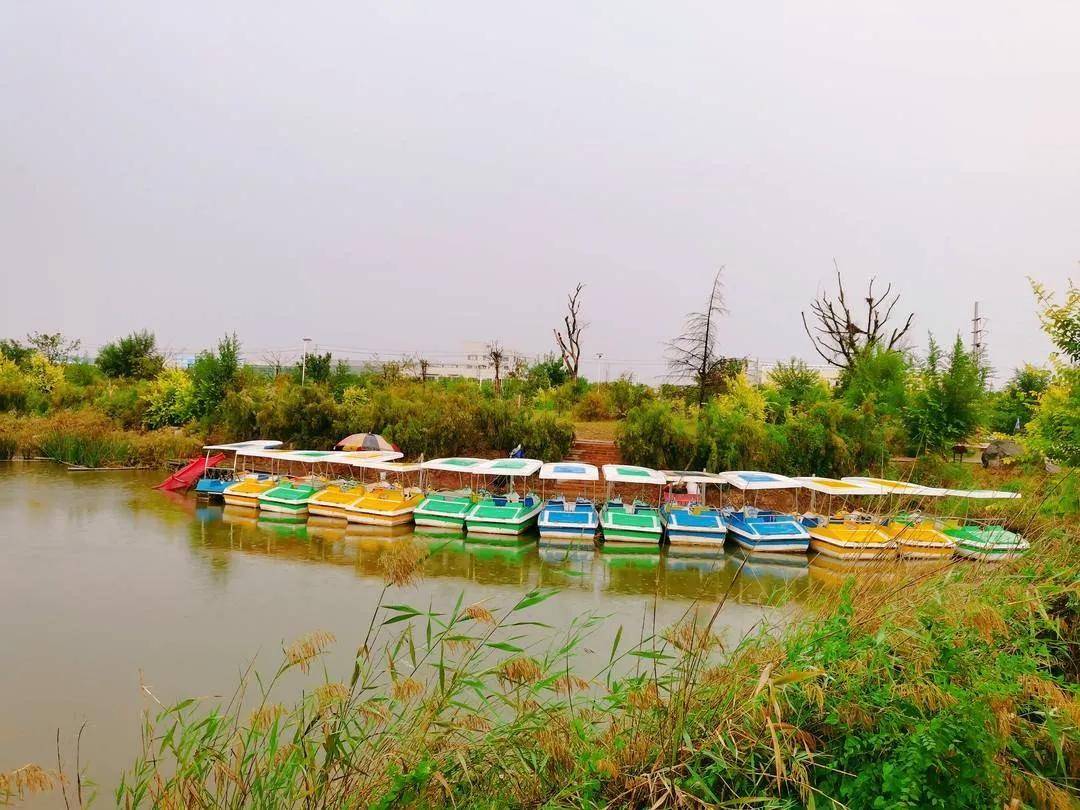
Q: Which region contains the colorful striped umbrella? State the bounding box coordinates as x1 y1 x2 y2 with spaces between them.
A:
334 433 400 452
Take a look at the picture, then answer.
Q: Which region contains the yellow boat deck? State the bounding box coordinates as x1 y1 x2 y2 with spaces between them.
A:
345 486 424 525
308 484 367 519
223 477 276 508
808 514 895 560
882 519 956 559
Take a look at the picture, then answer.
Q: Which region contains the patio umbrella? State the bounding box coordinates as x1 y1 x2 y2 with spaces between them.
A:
335 433 400 452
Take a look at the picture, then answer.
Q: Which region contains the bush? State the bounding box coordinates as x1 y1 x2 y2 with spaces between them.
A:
779 398 886 477
96 330 165 380
0 357 29 412
988 365 1051 434
1026 368 1080 466
519 411 574 460
63 362 104 387
24 354 64 396
142 369 197 429
764 358 829 421
695 378 780 471
604 376 653 418
618 400 698 469
573 388 614 421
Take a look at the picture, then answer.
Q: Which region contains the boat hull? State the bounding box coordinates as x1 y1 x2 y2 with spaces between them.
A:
194 478 232 499
883 520 956 559
807 523 895 560
660 506 726 546
538 501 598 541
413 494 473 529
465 498 543 536
725 511 810 554
600 505 662 548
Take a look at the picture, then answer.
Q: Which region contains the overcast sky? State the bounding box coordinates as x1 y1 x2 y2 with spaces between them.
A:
2 3 1076 381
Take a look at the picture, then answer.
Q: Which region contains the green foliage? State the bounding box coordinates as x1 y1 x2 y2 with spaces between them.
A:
1032 278 1080 363
0 338 32 366
24 353 64 395
618 399 698 469
254 380 344 449
94 382 149 429
296 351 333 384
96 330 166 379
142 369 197 429
779 398 887 477
63 362 104 387
0 357 29 412
525 354 569 391
25 331 81 363
603 375 653 418
695 376 779 471
838 346 910 418
904 335 986 454
190 333 241 418
764 358 830 421
1026 368 1080 466
573 388 614 421
988 364 1051 434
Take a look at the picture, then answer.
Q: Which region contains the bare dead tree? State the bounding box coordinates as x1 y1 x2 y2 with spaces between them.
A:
554 283 586 378
418 357 430 383
666 268 733 406
487 341 505 394
801 262 915 368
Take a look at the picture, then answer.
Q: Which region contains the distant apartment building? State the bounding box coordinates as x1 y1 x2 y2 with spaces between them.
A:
423 341 532 381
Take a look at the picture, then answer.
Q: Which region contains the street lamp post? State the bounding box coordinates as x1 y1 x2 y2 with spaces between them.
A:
301 337 312 385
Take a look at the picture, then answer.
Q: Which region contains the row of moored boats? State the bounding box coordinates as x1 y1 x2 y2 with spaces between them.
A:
191 442 1029 562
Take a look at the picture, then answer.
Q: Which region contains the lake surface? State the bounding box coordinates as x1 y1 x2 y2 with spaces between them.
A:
0 462 837 804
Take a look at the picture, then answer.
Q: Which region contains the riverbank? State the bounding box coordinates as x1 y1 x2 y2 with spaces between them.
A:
4 469 1075 808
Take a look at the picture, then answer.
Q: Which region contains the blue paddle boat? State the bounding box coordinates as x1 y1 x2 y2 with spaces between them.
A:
537 462 600 542
659 471 728 548
720 471 810 553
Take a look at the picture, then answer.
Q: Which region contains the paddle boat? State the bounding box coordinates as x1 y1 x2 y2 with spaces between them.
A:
465 458 545 535
795 477 895 560
938 485 1025 561
307 451 404 519
659 471 728 548
599 464 666 550
414 457 488 530
344 461 425 526
193 441 282 499
720 471 810 553
222 445 292 508
844 476 1024 559
537 461 600 542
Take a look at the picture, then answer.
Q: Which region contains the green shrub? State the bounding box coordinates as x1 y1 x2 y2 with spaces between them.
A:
779 399 887 477
94 383 149 429
0 357 29 412
63 362 104 387
695 378 780 471
603 376 653 418
190 333 241 418
838 346 910 418
96 330 165 379
520 411 574 460
142 369 197 429
573 388 614 421
904 335 986 454
1026 367 1080 466
618 399 698 469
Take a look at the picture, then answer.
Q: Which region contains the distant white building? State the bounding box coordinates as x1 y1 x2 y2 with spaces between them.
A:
424 341 532 381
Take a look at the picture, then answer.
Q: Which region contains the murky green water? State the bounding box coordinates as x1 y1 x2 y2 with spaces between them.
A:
0 462 829 803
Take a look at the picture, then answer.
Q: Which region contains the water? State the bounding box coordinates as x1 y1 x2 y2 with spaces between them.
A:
0 462 827 803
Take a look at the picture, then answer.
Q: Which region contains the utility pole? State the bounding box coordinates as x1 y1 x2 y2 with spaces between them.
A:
301 337 312 385
971 302 986 365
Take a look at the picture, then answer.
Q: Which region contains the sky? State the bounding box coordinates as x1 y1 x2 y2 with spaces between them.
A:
1 2 1077 383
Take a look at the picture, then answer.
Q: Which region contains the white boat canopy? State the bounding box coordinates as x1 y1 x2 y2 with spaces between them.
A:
722 470 802 491
539 461 600 482
273 450 354 464
203 440 282 452
662 470 727 485
473 457 544 477
337 450 404 464
235 447 292 461
421 457 488 472
940 487 1021 500
355 460 424 474
841 476 944 496
794 476 886 495
602 464 667 485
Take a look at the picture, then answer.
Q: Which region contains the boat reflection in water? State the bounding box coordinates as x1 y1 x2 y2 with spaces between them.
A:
196 506 944 609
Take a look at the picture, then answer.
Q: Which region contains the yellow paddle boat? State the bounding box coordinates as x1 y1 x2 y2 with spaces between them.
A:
307 450 405 518
344 461 424 526
881 516 956 559
223 475 277 508
795 477 895 560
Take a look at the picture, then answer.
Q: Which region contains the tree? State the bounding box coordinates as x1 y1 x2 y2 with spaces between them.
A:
802 264 915 369
296 351 332 384
0 339 31 366
96 330 165 379
190 333 241 417
487 342 505 395
988 365 1051 434
666 268 736 406
904 334 986 454
418 357 430 383
26 331 81 363
554 283 586 378
1031 278 1080 364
